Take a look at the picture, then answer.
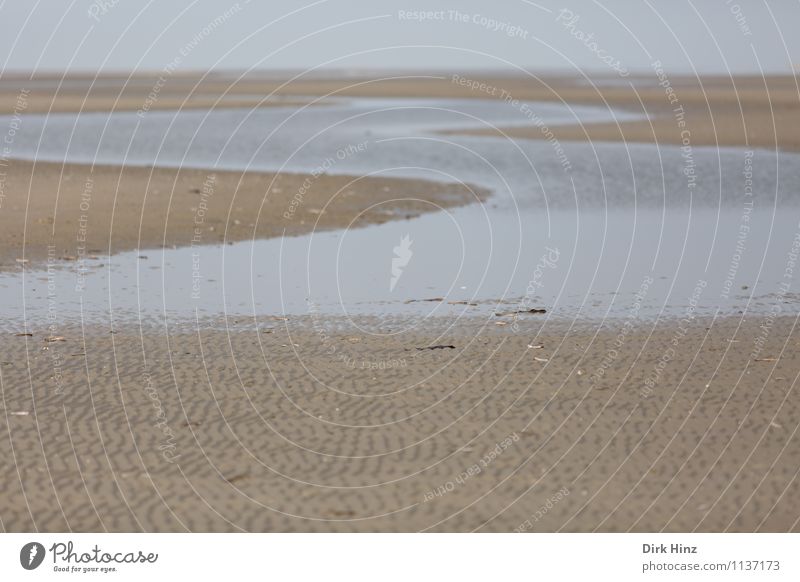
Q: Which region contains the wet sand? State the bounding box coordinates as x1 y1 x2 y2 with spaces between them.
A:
1 315 798 532
0 159 484 267
448 74 800 153
3 72 798 150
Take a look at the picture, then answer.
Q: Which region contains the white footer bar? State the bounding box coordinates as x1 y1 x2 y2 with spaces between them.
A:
1 533 796 581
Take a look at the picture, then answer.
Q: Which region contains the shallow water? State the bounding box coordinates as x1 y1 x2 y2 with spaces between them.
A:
2 204 796 327
1 96 799 327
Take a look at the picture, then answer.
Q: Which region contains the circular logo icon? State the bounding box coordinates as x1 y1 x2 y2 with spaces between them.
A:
20 542 46 570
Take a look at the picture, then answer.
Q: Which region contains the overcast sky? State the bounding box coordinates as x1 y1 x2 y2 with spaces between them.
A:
1 0 798 75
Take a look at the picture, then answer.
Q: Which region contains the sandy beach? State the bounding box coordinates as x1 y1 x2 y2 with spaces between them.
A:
0 72 799 532
0 159 484 267
3 73 798 150
1 315 798 532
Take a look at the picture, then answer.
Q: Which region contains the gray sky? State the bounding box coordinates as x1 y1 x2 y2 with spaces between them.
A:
1 0 798 74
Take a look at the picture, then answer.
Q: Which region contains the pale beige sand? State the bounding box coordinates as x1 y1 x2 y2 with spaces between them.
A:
447 75 800 153
0 315 798 532
3 72 798 150
0 159 485 268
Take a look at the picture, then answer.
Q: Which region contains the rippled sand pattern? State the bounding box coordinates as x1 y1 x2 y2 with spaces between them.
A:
1 316 798 532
